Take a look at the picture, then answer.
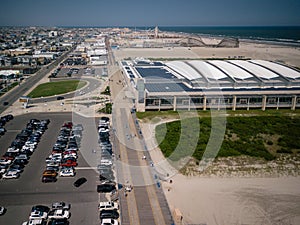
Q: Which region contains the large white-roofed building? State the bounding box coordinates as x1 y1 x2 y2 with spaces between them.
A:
121 59 300 111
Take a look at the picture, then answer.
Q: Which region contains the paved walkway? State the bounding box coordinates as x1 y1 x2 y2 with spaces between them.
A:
110 69 174 225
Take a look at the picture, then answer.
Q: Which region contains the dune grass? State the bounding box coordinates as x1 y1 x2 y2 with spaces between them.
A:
155 112 300 161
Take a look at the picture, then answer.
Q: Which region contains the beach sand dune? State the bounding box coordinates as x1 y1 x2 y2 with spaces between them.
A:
163 175 300 225
139 122 300 225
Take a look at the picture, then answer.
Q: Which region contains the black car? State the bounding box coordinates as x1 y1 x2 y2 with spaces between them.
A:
42 176 57 183
13 158 28 165
47 218 69 225
97 184 116 193
0 127 6 135
73 177 87 187
99 174 115 182
99 209 119 219
3 102 9 106
56 96 65 100
31 205 50 213
10 163 25 170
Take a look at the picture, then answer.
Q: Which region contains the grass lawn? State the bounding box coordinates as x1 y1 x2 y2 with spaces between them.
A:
28 80 87 98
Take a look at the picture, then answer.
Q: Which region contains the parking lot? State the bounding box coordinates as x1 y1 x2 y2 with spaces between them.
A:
0 112 100 225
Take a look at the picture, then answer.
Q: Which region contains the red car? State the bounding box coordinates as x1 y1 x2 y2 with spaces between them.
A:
2 155 15 161
63 122 73 129
61 160 77 167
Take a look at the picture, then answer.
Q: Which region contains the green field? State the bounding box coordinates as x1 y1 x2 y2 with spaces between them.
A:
155 114 300 161
28 80 86 98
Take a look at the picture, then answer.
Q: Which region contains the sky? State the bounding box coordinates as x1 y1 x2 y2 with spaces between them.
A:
0 0 299 27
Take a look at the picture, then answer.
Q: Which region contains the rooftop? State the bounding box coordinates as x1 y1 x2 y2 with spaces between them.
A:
122 59 300 93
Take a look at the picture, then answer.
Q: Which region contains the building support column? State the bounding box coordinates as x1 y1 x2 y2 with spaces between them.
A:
158 99 161 111
276 97 280 110
232 96 237 111
188 98 191 111
262 95 267 111
291 95 297 110
173 96 177 111
247 97 250 110
203 96 207 111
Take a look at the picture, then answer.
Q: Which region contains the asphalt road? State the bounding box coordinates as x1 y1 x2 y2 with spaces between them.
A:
0 49 73 114
0 112 100 225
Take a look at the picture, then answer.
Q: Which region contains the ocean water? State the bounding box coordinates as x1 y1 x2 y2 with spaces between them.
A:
157 26 300 46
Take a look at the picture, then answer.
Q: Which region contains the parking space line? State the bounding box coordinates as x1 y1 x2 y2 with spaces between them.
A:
76 167 97 170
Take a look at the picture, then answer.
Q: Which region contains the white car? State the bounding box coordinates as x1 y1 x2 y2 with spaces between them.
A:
25 141 37 148
51 202 71 210
59 168 75 177
101 218 118 225
0 206 6 215
7 147 20 153
63 154 77 160
49 153 62 159
0 168 6 174
100 159 112 166
98 201 118 211
46 162 60 167
29 211 48 220
48 209 70 219
22 145 35 153
15 154 29 160
22 219 45 225
48 158 62 163
0 159 12 165
2 171 20 179
63 151 77 157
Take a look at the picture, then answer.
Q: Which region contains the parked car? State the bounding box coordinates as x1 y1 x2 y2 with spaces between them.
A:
0 127 6 135
46 218 69 225
51 202 70 210
48 209 70 219
98 201 118 211
46 166 60 172
99 209 119 220
42 170 58 177
22 219 46 225
2 171 20 179
0 159 12 165
101 218 118 225
97 184 116 193
60 160 77 167
42 176 57 183
31 205 50 214
29 211 48 220
59 168 75 177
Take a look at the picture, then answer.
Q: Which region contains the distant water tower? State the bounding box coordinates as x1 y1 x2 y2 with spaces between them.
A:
154 26 159 39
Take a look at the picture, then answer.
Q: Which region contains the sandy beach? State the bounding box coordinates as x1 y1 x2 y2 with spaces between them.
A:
163 175 300 225
114 41 300 68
